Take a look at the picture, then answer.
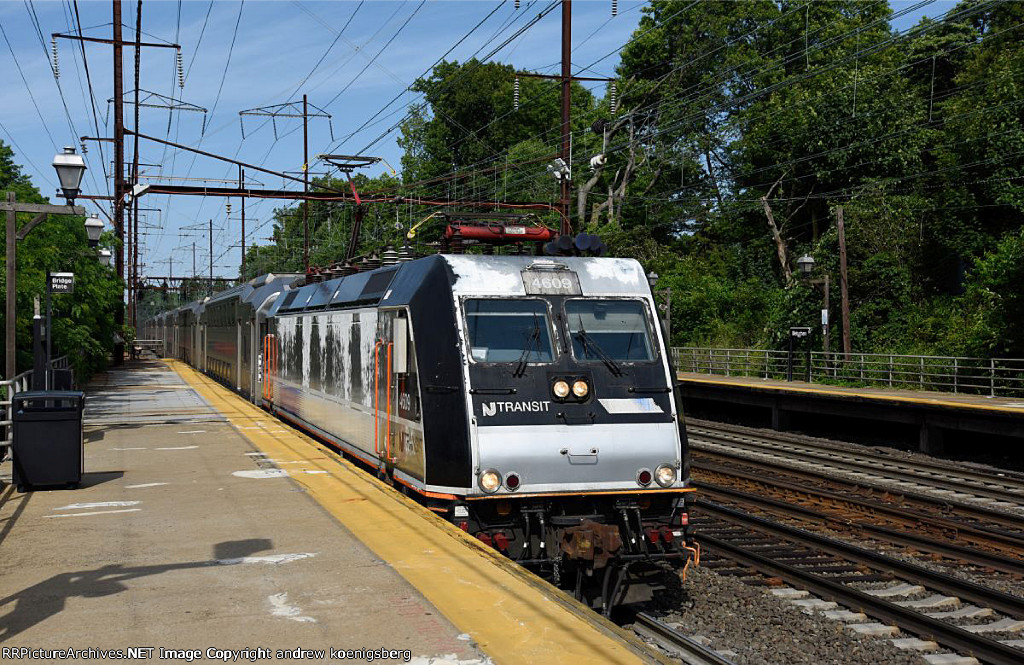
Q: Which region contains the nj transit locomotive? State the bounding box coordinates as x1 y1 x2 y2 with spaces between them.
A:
144 255 697 612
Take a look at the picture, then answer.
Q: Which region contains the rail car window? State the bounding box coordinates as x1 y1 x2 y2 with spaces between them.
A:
464 299 555 363
565 300 655 362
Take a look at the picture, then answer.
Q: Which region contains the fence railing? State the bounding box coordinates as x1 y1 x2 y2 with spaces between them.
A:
0 370 34 449
673 347 1024 397
0 355 72 450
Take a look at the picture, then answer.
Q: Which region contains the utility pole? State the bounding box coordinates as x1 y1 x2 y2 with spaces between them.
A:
516 0 613 236
238 96 332 274
113 0 125 364
240 166 246 277
560 0 571 235
53 3 182 359
303 94 309 273
208 218 213 296
192 241 196 279
130 0 142 330
837 206 851 360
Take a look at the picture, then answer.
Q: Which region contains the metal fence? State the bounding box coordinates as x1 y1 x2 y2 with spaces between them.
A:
0 355 72 450
673 347 1024 397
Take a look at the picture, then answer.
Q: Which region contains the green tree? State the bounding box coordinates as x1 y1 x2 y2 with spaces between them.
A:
0 140 122 380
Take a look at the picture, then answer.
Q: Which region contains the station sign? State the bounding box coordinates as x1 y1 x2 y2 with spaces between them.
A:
49 272 74 294
789 326 811 339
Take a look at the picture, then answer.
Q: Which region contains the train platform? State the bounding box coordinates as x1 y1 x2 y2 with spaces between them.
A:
677 373 1024 457
0 359 660 664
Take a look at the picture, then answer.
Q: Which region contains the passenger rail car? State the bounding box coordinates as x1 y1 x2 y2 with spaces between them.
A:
146 256 696 612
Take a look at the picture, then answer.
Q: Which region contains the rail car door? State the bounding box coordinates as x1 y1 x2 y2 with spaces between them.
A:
373 311 402 469
262 332 276 403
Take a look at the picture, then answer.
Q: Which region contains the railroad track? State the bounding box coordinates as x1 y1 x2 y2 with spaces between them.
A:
629 611 738 665
688 422 1024 512
696 478 1024 576
694 500 1024 665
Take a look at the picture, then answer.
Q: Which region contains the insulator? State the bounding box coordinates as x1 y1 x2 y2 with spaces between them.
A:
515 0 520 8
610 82 618 114
176 50 185 88
513 77 520 111
51 37 59 79
612 0 618 16
225 202 232 215
381 245 399 266
80 141 88 155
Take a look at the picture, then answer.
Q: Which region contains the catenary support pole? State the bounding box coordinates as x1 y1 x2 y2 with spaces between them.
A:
113 0 125 365
5 192 15 381
838 206 851 360
559 0 572 236
303 94 309 273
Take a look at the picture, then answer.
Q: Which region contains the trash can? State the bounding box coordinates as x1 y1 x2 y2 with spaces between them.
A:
11 391 85 491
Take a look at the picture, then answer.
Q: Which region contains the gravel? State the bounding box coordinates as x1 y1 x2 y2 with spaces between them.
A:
645 566 927 665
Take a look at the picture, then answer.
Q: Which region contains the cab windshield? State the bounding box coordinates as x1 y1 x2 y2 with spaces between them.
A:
465 299 555 363
565 299 655 362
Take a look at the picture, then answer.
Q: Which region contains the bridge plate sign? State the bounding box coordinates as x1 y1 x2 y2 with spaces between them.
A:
49 272 74 294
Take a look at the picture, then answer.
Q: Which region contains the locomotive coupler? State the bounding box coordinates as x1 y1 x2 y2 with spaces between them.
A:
558 519 622 569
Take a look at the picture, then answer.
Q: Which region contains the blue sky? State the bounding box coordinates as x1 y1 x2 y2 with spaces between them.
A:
0 0 957 280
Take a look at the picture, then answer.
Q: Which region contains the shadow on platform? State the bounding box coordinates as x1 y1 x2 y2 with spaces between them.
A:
0 538 274 642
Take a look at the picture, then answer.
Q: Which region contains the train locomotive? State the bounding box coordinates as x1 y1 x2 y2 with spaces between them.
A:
144 253 697 612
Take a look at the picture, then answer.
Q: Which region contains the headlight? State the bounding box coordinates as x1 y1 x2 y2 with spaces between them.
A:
479 469 501 493
552 380 570 398
655 464 677 488
572 379 589 398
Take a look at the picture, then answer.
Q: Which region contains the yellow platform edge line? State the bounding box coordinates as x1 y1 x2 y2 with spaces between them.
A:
679 374 1024 415
167 360 667 665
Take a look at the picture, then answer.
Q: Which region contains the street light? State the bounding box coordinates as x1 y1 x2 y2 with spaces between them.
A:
796 253 830 354
51 146 87 204
84 214 104 248
796 254 815 277
98 248 112 267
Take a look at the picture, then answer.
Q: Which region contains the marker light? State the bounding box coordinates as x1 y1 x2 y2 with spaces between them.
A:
479 469 502 493
637 468 653 487
505 473 521 491
655 464 677 488
572 379 589 398
552 380 570 398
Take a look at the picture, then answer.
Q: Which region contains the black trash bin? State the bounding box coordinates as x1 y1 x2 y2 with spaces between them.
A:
11 391 85 491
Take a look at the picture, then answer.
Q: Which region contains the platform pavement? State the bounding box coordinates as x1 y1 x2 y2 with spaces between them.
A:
0 360 659 664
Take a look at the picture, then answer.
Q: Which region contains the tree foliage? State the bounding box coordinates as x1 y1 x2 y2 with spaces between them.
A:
234 1 1024 359
0 141 123 380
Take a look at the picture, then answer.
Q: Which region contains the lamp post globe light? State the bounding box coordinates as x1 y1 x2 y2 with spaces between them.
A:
84 214 104 248
98 248 112 267
796 254 815 277
52 147 87 204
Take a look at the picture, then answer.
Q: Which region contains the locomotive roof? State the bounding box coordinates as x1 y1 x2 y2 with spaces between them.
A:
268 254 651 317
439 255 648 297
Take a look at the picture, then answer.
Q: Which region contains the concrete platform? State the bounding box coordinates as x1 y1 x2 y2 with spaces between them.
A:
0 360 657 664
677 373 1024 455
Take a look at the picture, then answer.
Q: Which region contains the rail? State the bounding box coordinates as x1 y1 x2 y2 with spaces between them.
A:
0 369 33 449
673 347 1024 397
0 355 71 450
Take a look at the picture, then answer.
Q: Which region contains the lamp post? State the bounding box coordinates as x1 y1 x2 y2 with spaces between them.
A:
646 271 672 344
1 147 90 381
797 254 830 355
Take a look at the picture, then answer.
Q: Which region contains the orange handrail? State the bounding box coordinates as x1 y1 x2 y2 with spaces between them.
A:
386 341 394 462
373 340 383 457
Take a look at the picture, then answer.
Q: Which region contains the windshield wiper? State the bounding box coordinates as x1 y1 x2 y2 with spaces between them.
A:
575 316 623 377
513 314 542 378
